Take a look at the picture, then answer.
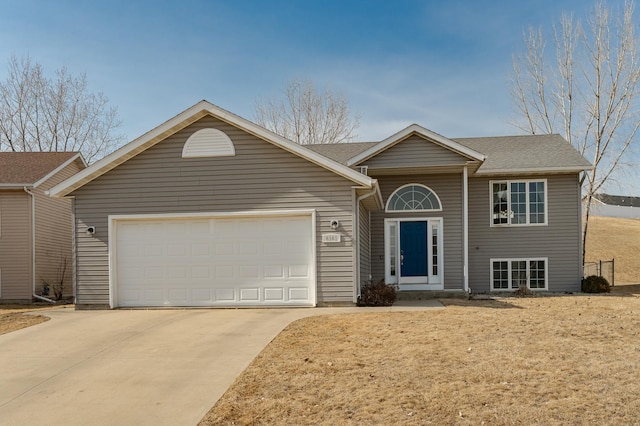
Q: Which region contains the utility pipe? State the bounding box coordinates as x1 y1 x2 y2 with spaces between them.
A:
354 182 380 299
23 187 55 303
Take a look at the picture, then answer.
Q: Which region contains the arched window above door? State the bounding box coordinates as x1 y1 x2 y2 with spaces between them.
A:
386 184 442 212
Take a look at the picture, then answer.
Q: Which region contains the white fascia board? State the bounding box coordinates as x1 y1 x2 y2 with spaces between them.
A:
50 100 373 198
34 153 87 189
0 183 34 188
474 165 593 175
347 124 486 166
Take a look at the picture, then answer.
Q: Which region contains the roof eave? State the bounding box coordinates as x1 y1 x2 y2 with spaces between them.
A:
0 183 34 189
473 165 593 176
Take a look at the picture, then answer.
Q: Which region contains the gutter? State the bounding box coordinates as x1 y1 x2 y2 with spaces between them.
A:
353 183 380 300
23 187 55 304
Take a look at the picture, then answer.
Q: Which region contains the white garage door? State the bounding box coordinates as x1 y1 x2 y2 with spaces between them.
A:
113 214 315 307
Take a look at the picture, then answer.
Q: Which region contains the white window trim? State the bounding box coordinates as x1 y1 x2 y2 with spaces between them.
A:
489 179 548 227
489 257 548 291
385 183 443 213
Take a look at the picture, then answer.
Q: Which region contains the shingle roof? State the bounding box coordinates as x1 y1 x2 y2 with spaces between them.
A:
593 193 640 208
306 142 378 165
0 152 79 184
307 134 591 173
454 134 592 173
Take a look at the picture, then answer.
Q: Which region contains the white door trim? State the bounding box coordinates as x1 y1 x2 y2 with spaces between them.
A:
384 217 444 290
108 209 317 308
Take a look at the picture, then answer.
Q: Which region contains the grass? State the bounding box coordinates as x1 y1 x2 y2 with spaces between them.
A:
201 216 640 425
201 295 640 425
585 216 640 284
0 304 53 335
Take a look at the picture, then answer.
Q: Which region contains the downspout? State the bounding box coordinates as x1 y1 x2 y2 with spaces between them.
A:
463 166 470 294
23 187 55 303
354 182 379 299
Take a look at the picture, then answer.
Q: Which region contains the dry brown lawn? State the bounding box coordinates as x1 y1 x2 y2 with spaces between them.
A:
0 304 55 335
586 216 640 284
201 295 640 425
202 217 640 425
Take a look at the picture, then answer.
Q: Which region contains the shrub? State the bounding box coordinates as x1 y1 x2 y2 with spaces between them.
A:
357 280 397 307
582 275 611 293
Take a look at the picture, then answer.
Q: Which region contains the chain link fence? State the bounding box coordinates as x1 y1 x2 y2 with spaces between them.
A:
584 259 615 286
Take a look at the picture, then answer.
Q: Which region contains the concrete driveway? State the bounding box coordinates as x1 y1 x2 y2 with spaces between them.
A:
0 301 442 426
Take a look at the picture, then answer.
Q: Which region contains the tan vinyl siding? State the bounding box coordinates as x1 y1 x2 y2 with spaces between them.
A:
468 174 582 292
370 173 464 290
0 191 32 300
33 161 82 299
364 136 469 169
359 201 371 286
72 116 356 306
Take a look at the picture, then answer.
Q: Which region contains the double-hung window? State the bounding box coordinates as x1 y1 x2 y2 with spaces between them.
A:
491 179 547 226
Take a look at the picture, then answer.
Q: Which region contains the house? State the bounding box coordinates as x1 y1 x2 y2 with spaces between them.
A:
586 193 640 219
49 101 592 309
0 152 86 302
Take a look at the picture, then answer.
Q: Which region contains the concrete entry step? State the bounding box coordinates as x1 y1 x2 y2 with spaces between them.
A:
396 290 469 301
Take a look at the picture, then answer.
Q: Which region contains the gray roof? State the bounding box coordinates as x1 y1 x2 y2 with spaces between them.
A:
307 133 591 173
593 193 640 207
454 134 592 173
306 142 378 165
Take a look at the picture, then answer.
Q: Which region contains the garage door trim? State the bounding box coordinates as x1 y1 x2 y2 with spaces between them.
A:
108 209 317 308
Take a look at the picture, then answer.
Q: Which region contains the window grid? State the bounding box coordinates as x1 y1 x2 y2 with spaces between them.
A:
490 258 548 291
511 260 527 288
386 184 442 212
492 261 509 289
529 182 546 224
491 179 547 226
389 223 397 277
492 183 508 224
432 223 438 276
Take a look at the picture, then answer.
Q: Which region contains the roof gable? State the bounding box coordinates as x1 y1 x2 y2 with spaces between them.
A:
49 100 375 198
0 152 85 187
347 124 486 166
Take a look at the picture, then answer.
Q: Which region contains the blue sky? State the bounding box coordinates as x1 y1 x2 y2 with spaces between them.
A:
1 0 638 194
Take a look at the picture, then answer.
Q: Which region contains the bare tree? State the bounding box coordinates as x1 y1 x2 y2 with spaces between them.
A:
254 79 359 144
0 55 125 162
510 1 640 264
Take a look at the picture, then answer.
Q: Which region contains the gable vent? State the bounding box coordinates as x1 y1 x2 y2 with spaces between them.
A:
182 128 235 158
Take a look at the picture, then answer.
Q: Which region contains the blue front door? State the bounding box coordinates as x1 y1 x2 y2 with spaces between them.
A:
400 221 428 278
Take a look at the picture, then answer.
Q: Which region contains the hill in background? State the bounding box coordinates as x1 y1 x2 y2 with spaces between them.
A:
586 216 640 285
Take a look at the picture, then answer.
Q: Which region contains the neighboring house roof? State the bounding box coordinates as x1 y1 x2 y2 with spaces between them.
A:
346 124 486 166
592 193 640 208
49 100 377 198
455 134 592 174
0 152 86 188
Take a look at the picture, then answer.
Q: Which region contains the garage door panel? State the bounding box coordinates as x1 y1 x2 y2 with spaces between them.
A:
264 288 284 301
289 287 309 300
264 265 284 278
115 214 314 307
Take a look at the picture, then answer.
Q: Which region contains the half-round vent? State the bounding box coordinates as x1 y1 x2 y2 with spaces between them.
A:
182 128 235 158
